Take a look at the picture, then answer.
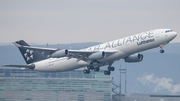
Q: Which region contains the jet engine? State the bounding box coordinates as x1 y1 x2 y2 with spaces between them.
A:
124 53 143 63
51 49 68 58
88 51 106 60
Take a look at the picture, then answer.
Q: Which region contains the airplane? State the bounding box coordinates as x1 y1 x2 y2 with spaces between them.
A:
3 29 177 75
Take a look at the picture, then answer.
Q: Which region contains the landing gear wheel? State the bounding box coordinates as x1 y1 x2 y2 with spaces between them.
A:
83 69 86 74
104 71 108 75
108 67 111 71
104 70 111 75
111 67 115 71
108 67 115 71
94 67 100 72
108 71 111 75
160 50 164 53
83 69 90 74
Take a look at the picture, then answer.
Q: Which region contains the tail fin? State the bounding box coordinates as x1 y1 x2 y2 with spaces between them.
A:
15 40 46 64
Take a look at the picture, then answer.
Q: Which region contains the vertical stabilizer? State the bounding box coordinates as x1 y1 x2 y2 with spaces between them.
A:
15 40 46 64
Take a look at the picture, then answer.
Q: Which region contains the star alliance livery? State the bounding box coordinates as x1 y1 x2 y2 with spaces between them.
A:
3 29 177 75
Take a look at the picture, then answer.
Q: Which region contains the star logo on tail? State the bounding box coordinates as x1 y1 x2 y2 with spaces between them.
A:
24 49 34 61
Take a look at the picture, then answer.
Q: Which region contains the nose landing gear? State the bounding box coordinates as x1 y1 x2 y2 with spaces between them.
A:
160 45 165 53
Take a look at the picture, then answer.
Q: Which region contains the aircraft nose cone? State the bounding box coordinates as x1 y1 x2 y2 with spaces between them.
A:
172 31 177 38
174 32 177 37
169 31 177 40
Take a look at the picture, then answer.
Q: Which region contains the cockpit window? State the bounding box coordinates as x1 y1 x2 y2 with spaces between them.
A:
165 30 173 33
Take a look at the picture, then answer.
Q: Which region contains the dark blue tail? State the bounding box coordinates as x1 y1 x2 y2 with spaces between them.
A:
15 40 46 64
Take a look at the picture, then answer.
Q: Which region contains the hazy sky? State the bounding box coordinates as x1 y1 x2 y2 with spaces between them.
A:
0 0 180 44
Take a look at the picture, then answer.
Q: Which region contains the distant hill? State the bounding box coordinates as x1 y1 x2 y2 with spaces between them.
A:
0 42 180 94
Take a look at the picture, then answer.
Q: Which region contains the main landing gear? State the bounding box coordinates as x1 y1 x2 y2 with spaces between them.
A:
104 66 115 75
104 63 115 75
83 65 114 75
160 45 165 53
83 66 100 74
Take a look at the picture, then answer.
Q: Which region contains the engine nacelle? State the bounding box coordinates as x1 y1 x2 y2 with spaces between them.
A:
51 49 68 58
124 53 143 63
88 51 106 60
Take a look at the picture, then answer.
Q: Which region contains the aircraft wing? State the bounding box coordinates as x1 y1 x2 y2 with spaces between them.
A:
67 49 119 60
68 50 119 56
13 42 119 59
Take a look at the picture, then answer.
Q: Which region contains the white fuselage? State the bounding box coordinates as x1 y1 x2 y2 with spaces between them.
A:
33 29 177 72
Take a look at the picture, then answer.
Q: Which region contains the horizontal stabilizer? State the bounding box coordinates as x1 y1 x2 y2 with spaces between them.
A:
2 64 35 70
13 42 57 52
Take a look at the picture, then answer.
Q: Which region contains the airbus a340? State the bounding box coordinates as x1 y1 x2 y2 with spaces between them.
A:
3 29 177 75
